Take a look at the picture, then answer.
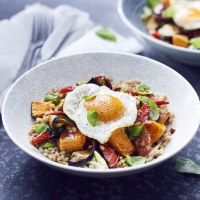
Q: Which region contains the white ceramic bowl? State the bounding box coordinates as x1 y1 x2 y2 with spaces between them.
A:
118 0 200 66
2 52 200 177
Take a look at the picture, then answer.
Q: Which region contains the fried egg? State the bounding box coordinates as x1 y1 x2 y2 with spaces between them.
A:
173 1 200 30
63 84 137 143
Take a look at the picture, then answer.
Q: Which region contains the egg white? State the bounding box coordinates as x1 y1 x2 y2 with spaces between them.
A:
173 1 200 30
63 84 137 143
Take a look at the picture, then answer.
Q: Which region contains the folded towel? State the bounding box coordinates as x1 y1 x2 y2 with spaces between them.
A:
0 3 143 110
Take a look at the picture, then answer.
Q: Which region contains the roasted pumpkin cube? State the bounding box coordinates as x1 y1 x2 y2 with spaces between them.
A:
134 120 166 156
161 0 170 7
59 131 86 153
108 128 135 156
31 102 53 118
146 120 166 143
172 34 189 48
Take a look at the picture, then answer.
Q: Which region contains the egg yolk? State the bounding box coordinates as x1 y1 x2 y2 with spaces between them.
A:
84 94 124 122
186 7 200 18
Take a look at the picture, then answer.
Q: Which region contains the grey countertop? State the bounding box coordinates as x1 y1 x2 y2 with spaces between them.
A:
0 0 200 200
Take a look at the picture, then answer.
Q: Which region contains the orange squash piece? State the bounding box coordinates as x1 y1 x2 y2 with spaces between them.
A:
161 0 170 7
59 130 86 153
31 102 53 118
134 121 166 156
172 34 189 48
108 128 135 156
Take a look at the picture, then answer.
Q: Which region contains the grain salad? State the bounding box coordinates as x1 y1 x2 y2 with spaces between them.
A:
29 76 175 169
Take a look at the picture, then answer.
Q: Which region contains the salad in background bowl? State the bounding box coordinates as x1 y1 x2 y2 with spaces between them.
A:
142 0 200 50
118 0 200 65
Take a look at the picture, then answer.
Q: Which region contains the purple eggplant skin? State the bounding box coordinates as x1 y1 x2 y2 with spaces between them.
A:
155 15 173 24
161 36 172 43
182 29 200 39
68 139 97 167
88 76 113 90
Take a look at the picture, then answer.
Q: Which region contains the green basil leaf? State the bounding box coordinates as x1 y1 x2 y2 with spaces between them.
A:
147 98 159 120
125 156 146 166
175 157 200 175
82 95 95 100
35 122 47 134
190 37 200 49
94 151 108 168
40 142 57 149
44 94 60 106
96 27 117 42
164 7 176 18
138 95 148 104
138 96 159 120
87 109 99 127
147 0 160 8
136 84 152 95
128 125 144 140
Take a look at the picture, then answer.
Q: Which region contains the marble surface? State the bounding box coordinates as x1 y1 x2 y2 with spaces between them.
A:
0 0 200 199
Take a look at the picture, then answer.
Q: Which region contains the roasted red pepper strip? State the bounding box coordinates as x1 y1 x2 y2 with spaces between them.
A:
114 87 121 92
127 89 137 96
60 86 75 94
31 132 53 145
150 30 161 39
137 103 150 122
150 97 169 105
101 144 119 168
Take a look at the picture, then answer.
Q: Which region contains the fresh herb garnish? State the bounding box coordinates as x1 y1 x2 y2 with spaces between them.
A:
164 7 176 18
96 27 117 42
35 122 47 134
175 157 200 175
147 0 160 8
44 94 60 106
136 84 152 95
87 109 99 127
125 156 146 166
40 141 57 149
190 37 200 49
139 96 159 120
128 125 144 140
82 95 95 100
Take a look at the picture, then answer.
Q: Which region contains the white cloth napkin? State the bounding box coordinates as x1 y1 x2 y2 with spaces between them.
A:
0 3 143 110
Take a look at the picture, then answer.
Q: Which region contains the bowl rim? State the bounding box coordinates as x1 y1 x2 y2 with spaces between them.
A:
2 51 200 175
117 0 200 55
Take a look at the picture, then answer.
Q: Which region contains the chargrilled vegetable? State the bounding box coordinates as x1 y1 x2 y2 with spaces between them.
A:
159 112 171 124
136 103 150 123
31 132 54 145
60 86 75 95
31 102 53 118
88 76 112 89
100 144 119 168
134 120 166 156
146 16 158 31
58 130 86 153
108 128 135 156
49 116 76 130
157 24 180 38
68 140 97 167
172 34 189 48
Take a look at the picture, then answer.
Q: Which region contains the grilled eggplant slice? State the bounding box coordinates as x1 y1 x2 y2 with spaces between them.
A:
68 139 97 167
88 76 112 89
